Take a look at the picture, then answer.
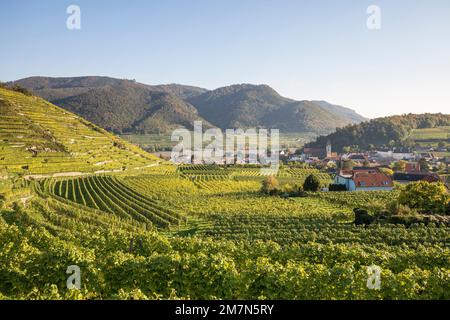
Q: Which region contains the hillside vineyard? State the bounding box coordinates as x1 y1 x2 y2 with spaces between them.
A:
0 87 449 300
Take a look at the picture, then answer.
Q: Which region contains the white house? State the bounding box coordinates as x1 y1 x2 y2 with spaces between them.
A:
334 168 393 191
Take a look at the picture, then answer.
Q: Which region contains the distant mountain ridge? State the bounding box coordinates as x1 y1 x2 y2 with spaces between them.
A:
11 76 368 135
187 84 367 133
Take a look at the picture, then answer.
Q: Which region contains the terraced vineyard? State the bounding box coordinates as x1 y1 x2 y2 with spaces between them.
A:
0 88 159 178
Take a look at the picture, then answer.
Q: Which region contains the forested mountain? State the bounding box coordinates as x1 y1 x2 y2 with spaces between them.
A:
51 84 210 134
10 77 210 133
312 100 369 124
10 76 208 101
305 113 450 152
188 84 367 133
11 77 367 135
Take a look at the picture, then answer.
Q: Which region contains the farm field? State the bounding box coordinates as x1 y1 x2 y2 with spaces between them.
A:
0 88 449 300
411 126 450 141
410 126 450 153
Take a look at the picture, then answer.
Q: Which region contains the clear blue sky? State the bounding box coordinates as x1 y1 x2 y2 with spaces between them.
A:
1 0 449 118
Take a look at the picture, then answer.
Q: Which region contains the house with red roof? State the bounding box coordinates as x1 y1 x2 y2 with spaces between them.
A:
334 168 393 191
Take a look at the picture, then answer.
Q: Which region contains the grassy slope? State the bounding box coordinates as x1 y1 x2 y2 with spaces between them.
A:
411 126 450 141
411 126 450 156
0 87 160 177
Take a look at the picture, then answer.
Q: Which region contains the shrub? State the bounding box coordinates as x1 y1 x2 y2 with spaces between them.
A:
392 160 407 172
281 183 294 194
261 176 280 196
303 174 321 192
294 184 304 196
397 181 449 215
329 184 347 191
341 160 355 170
388 214 450 227
353 208 376 225
379 167 394 176
10 84 33 96
279 183 304 197
386 201 417 216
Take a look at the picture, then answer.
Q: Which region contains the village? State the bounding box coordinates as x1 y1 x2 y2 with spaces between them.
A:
281 141 450 191
163 138 449 192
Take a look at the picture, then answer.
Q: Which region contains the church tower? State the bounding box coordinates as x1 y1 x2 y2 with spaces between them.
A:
326 140 332 158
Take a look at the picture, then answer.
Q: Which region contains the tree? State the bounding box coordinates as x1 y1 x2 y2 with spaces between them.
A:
326 161 337 170
329 184 347 191
350 145 360 153
392 160 407 172
379 167 394 176
388 140 396 150
342 160 355 170
403 138 414 150
10 84 32 96
397 181 449 215
303 174 321 192
388 140 397 149
418 158 430 172
261 176 280 195
438 141 446 149
281 183 294 195
437 162 447 172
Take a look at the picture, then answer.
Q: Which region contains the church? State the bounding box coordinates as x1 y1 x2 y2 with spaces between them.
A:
303 141 338 160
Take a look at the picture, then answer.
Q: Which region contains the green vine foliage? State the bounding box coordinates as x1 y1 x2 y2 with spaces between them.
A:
1 172 449 300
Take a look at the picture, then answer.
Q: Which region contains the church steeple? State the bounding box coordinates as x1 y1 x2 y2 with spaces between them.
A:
326 140 332 158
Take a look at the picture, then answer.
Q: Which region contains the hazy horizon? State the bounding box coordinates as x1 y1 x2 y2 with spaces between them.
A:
1 0 450 118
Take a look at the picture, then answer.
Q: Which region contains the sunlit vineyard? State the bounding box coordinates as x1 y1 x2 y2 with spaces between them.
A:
38 176 187 228
0 88 160 178
311 190 398 209
0 89 449 300
3 0 450 305
1 162 450 300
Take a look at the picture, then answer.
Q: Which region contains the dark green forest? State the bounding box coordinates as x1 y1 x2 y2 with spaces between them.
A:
305 113 450 152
